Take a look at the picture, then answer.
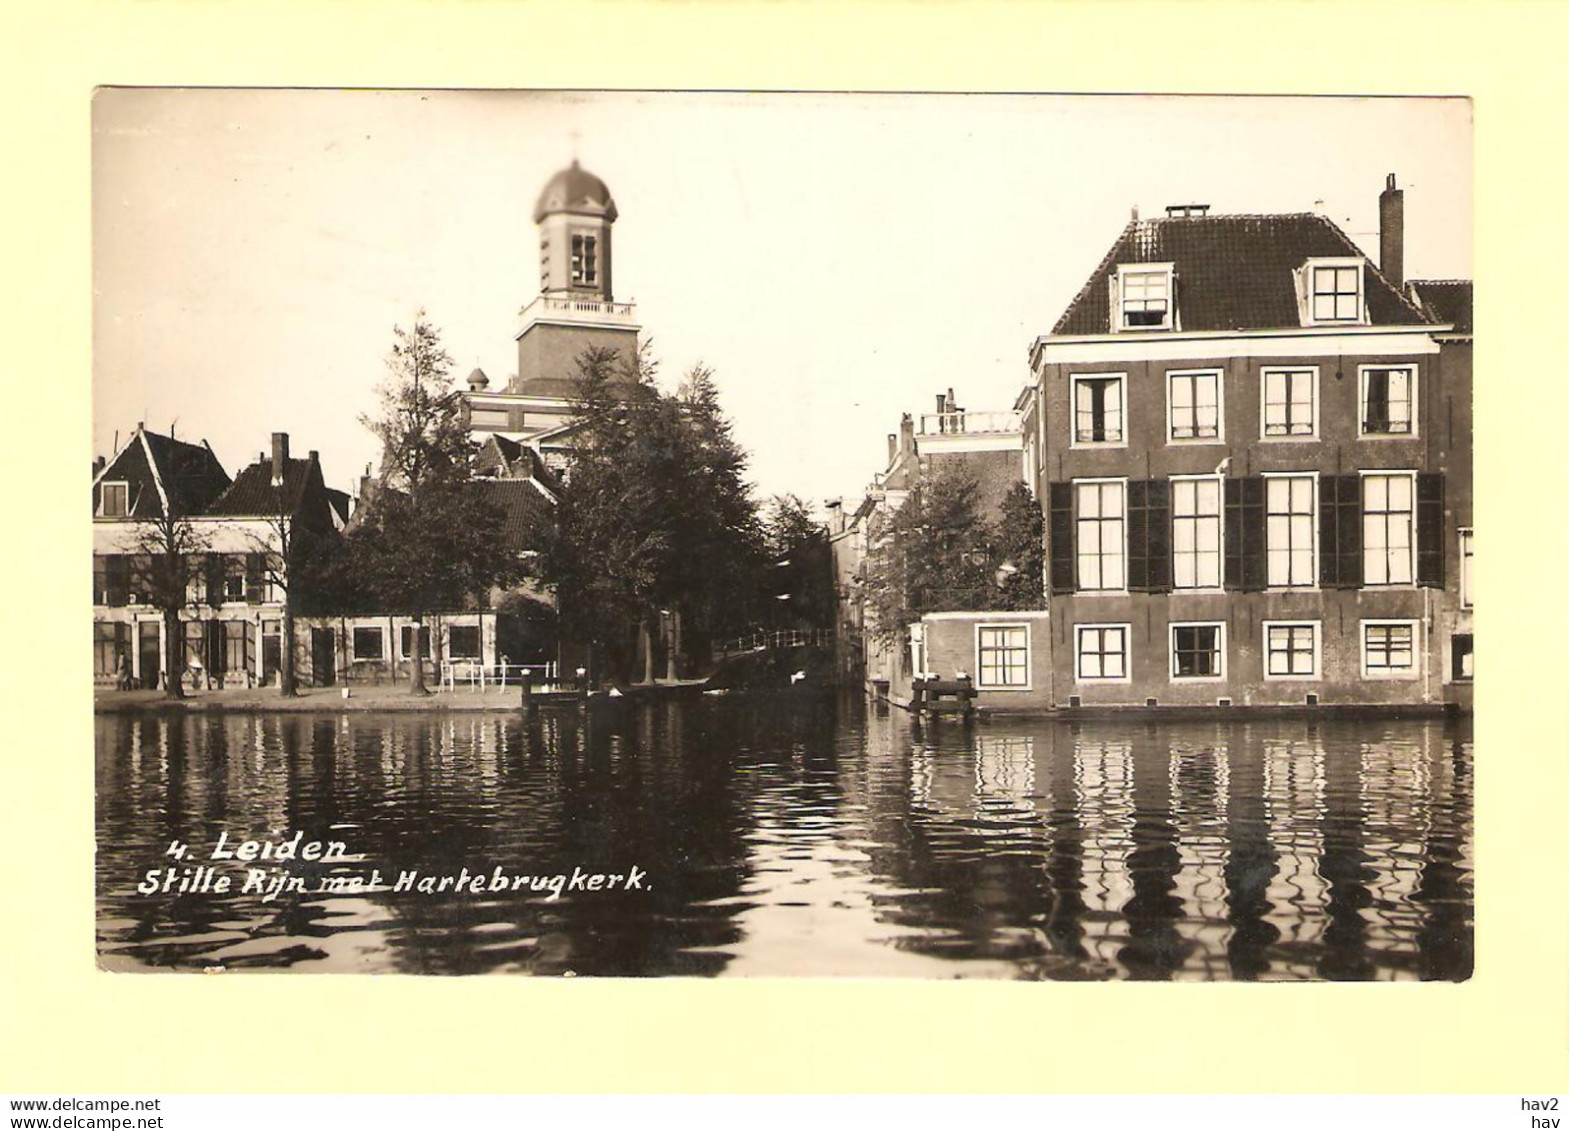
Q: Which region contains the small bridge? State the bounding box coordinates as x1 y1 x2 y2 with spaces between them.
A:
713 628 833 663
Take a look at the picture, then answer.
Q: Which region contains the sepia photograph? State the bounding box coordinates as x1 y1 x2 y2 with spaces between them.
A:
91 89 1473 980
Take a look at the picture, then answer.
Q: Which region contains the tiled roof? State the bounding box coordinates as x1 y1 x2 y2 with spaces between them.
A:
475 435 563 491
474 478 555 554
95 427 231 519
1051 213 1429 335
325 488 352 526
346 477 554 554
1406 279 1473 335
206 457 332 525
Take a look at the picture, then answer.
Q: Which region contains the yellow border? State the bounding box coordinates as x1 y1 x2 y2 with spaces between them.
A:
3 0 1566 1095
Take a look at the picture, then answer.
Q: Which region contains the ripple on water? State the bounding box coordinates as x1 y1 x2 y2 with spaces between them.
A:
94 702 1472 980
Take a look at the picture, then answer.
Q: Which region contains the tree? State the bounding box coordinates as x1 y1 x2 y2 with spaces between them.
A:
992 482 1045 611
762 494 833 633
864 464 992 648
128 510 210 700
673 364 767 652
355 312 513 693
524 345 765 684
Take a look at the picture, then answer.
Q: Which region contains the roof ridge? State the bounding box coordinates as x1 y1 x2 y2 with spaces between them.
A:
1307 212 1429 323
1051 218 1136 336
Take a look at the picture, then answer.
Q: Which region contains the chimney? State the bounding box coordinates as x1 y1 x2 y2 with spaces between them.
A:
271 432 289 486
887 433 897 464
935 392 947 415
308 449 319 464
92 455 105 476
1380 173 1404 289
899 412 915 452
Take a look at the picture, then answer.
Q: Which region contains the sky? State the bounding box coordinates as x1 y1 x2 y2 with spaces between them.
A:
93 91 1471 506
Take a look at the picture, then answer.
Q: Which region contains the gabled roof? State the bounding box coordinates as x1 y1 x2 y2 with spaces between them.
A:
475 434 563 490
1051 212 1429 336
93 426 232 519
325 488 352 528
474 478 556 555
1406 279 1473 335
205 456 335 528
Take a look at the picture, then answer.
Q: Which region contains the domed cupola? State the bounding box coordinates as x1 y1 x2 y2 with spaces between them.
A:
533 159 619 224
532 159 619 301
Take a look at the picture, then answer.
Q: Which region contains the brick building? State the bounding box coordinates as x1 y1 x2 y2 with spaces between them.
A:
1026 177 1472 711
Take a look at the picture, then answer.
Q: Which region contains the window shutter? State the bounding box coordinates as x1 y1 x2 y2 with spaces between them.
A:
1147 479 1171 592
1331 474 1363 589
245 552 265 604
1241 476 1268 591
1223 478 1243 590
1417 472 1445 588
1126 479 1150 591
205 619 223 674
1048 481 1075 594
1318 476 1340 587
205 553 224 608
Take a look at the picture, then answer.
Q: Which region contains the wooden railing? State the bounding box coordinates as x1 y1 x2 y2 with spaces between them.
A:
438 660 559 692
714 628 833 660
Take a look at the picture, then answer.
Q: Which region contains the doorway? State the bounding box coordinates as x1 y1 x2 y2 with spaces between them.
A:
311 627 336 687
137 622 161 690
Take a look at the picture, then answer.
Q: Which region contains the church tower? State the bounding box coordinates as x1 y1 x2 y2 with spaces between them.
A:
510 159 641 396
464 159 643 460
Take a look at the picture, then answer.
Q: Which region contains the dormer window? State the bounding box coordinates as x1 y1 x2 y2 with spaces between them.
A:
1302 257 1366 324
1114 264 1174 331
99 481 129 518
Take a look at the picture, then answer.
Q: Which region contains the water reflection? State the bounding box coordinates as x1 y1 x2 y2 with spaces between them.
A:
96 698 1473 980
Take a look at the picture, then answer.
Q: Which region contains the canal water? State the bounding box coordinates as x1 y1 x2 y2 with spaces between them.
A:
96 695 1473 980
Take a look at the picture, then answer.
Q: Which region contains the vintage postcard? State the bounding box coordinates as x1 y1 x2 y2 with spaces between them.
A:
91 89 1472 980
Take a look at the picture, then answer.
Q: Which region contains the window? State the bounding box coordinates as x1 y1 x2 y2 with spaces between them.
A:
1171 622 1225 680
449 625 482 660
1363 620 1418 678
99 481 129 517
1075 624 1129 682
94 622 130 677
352 626 384 661
223 620 249 676
1459 528 1473 609
98 555 130 606
1261 368 1316 438
1075 480 1125 591
1071 374 1125 445
1309 260 1363 322
1172 477 1222 589
1360 366 1416 436
1117 264 1173 330
1363 472 1415 586
400 625 433 660
223 557 246 603
1168 369 1221 442
1264 621 1320 679
571 233 598 286
976 624 1030 690
1452 634 1474 682
1265 474 1316 588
